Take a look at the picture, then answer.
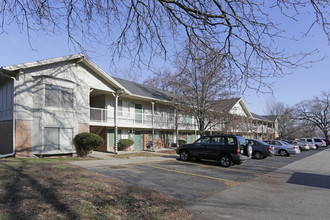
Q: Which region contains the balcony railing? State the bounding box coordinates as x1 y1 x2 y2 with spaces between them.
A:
90 107 196 130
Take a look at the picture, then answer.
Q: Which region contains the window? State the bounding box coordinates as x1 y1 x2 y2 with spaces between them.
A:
196 136 210 145
45 84 73 109
118 100 123 116
211 137 225 145
227 137 236 146
44 127 73 151
135 104 142 123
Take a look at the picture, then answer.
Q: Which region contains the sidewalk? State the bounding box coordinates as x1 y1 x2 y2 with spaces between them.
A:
186 148 330 220
69 150 178 168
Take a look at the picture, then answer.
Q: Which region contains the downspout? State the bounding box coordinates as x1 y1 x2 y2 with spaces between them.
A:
0 69 16 158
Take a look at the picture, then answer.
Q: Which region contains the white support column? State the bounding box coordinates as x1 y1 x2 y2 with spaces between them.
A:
175 108 179 146
114 93 119 153
151 101 155 151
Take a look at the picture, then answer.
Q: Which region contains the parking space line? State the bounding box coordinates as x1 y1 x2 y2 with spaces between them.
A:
141 164 240 186
175 161 257 174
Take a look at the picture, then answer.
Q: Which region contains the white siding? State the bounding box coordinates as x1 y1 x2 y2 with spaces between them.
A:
229 102 248 117
0 79 14 120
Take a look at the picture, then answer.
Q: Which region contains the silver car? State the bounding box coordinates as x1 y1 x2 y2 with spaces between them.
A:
264 140 301 156
284 140 310 151
299 140 317 150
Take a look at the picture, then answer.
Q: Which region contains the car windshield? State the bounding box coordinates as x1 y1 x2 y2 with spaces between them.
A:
281 141 290 145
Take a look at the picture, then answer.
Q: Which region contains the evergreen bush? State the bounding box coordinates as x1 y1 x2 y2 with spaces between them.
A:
118 139 134 151
179 139 187 146
74 132 104 157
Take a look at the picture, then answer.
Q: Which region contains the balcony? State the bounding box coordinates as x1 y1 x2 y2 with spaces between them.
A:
90 107 196 130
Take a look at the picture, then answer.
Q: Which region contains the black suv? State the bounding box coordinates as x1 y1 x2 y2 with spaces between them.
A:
176 134 252 167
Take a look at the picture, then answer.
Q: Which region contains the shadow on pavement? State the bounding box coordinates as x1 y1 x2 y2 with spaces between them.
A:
287 172 330 189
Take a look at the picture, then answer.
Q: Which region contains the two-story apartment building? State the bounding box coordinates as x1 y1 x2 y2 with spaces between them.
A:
0 54 276 158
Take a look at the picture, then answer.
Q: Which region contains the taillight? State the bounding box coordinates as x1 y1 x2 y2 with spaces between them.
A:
237 147 241 154
268 146 271 151
293 146 299 149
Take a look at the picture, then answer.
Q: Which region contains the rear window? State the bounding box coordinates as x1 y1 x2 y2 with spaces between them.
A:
307 139 312 142
314 139 322 142
236 136 246 147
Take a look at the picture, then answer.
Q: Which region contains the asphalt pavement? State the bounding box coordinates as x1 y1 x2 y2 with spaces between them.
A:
69 148 330 220
186 148 330 220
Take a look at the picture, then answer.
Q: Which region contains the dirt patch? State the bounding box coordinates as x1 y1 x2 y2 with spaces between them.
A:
0 158 191 220
110 150 177 159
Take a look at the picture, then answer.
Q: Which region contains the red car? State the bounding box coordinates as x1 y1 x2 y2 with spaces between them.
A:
322 138 330 146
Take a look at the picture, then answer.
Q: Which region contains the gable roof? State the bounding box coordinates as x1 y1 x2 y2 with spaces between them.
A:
1 53 130 94
218 98 252 117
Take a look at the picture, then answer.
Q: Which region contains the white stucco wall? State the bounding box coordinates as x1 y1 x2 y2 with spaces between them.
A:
12 60 118 154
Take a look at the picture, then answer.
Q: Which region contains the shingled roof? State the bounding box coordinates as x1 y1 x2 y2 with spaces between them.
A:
113 77 174 102
262 115 279 122
251 112 270 121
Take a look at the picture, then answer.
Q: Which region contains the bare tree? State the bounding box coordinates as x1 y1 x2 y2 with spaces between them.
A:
266 99 296 139
295 91 330 139
1 1 329 90
145 40 234 135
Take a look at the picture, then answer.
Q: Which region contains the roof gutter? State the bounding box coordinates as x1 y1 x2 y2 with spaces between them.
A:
0 69 16 158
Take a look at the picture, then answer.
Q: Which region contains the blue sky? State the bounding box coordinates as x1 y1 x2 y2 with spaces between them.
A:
1 15 329 115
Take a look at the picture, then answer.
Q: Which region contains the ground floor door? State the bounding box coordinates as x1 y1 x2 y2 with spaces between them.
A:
134 131 142 151
187 133 192 143
108 130 114 147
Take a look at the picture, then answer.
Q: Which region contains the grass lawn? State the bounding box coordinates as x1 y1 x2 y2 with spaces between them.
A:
0 157 191 220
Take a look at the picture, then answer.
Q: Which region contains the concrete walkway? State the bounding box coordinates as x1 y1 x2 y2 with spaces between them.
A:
69 150 177 168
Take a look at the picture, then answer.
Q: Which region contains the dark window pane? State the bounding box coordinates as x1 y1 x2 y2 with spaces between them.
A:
60 128 73 151
45 84 60 107
61 87 73 109
44 127 59 151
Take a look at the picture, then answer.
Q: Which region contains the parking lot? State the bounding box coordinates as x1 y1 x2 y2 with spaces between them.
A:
89 148 325 202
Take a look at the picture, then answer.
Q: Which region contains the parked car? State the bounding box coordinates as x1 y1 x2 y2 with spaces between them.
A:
264 140 301 156
300 141 317 150
247 139 276 159
299 138 326 148
284 140 310 151
322 138 330 146
176 134 252 167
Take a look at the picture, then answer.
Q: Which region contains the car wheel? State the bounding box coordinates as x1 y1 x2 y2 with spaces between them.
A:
219 155 233 167
253 151 264 160
244 144 253 157
279 149 289 157
180 150 190 161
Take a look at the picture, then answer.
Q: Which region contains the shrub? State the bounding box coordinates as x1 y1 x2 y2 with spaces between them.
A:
179 139 187 146
118 139 134 151
74 132 104 157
